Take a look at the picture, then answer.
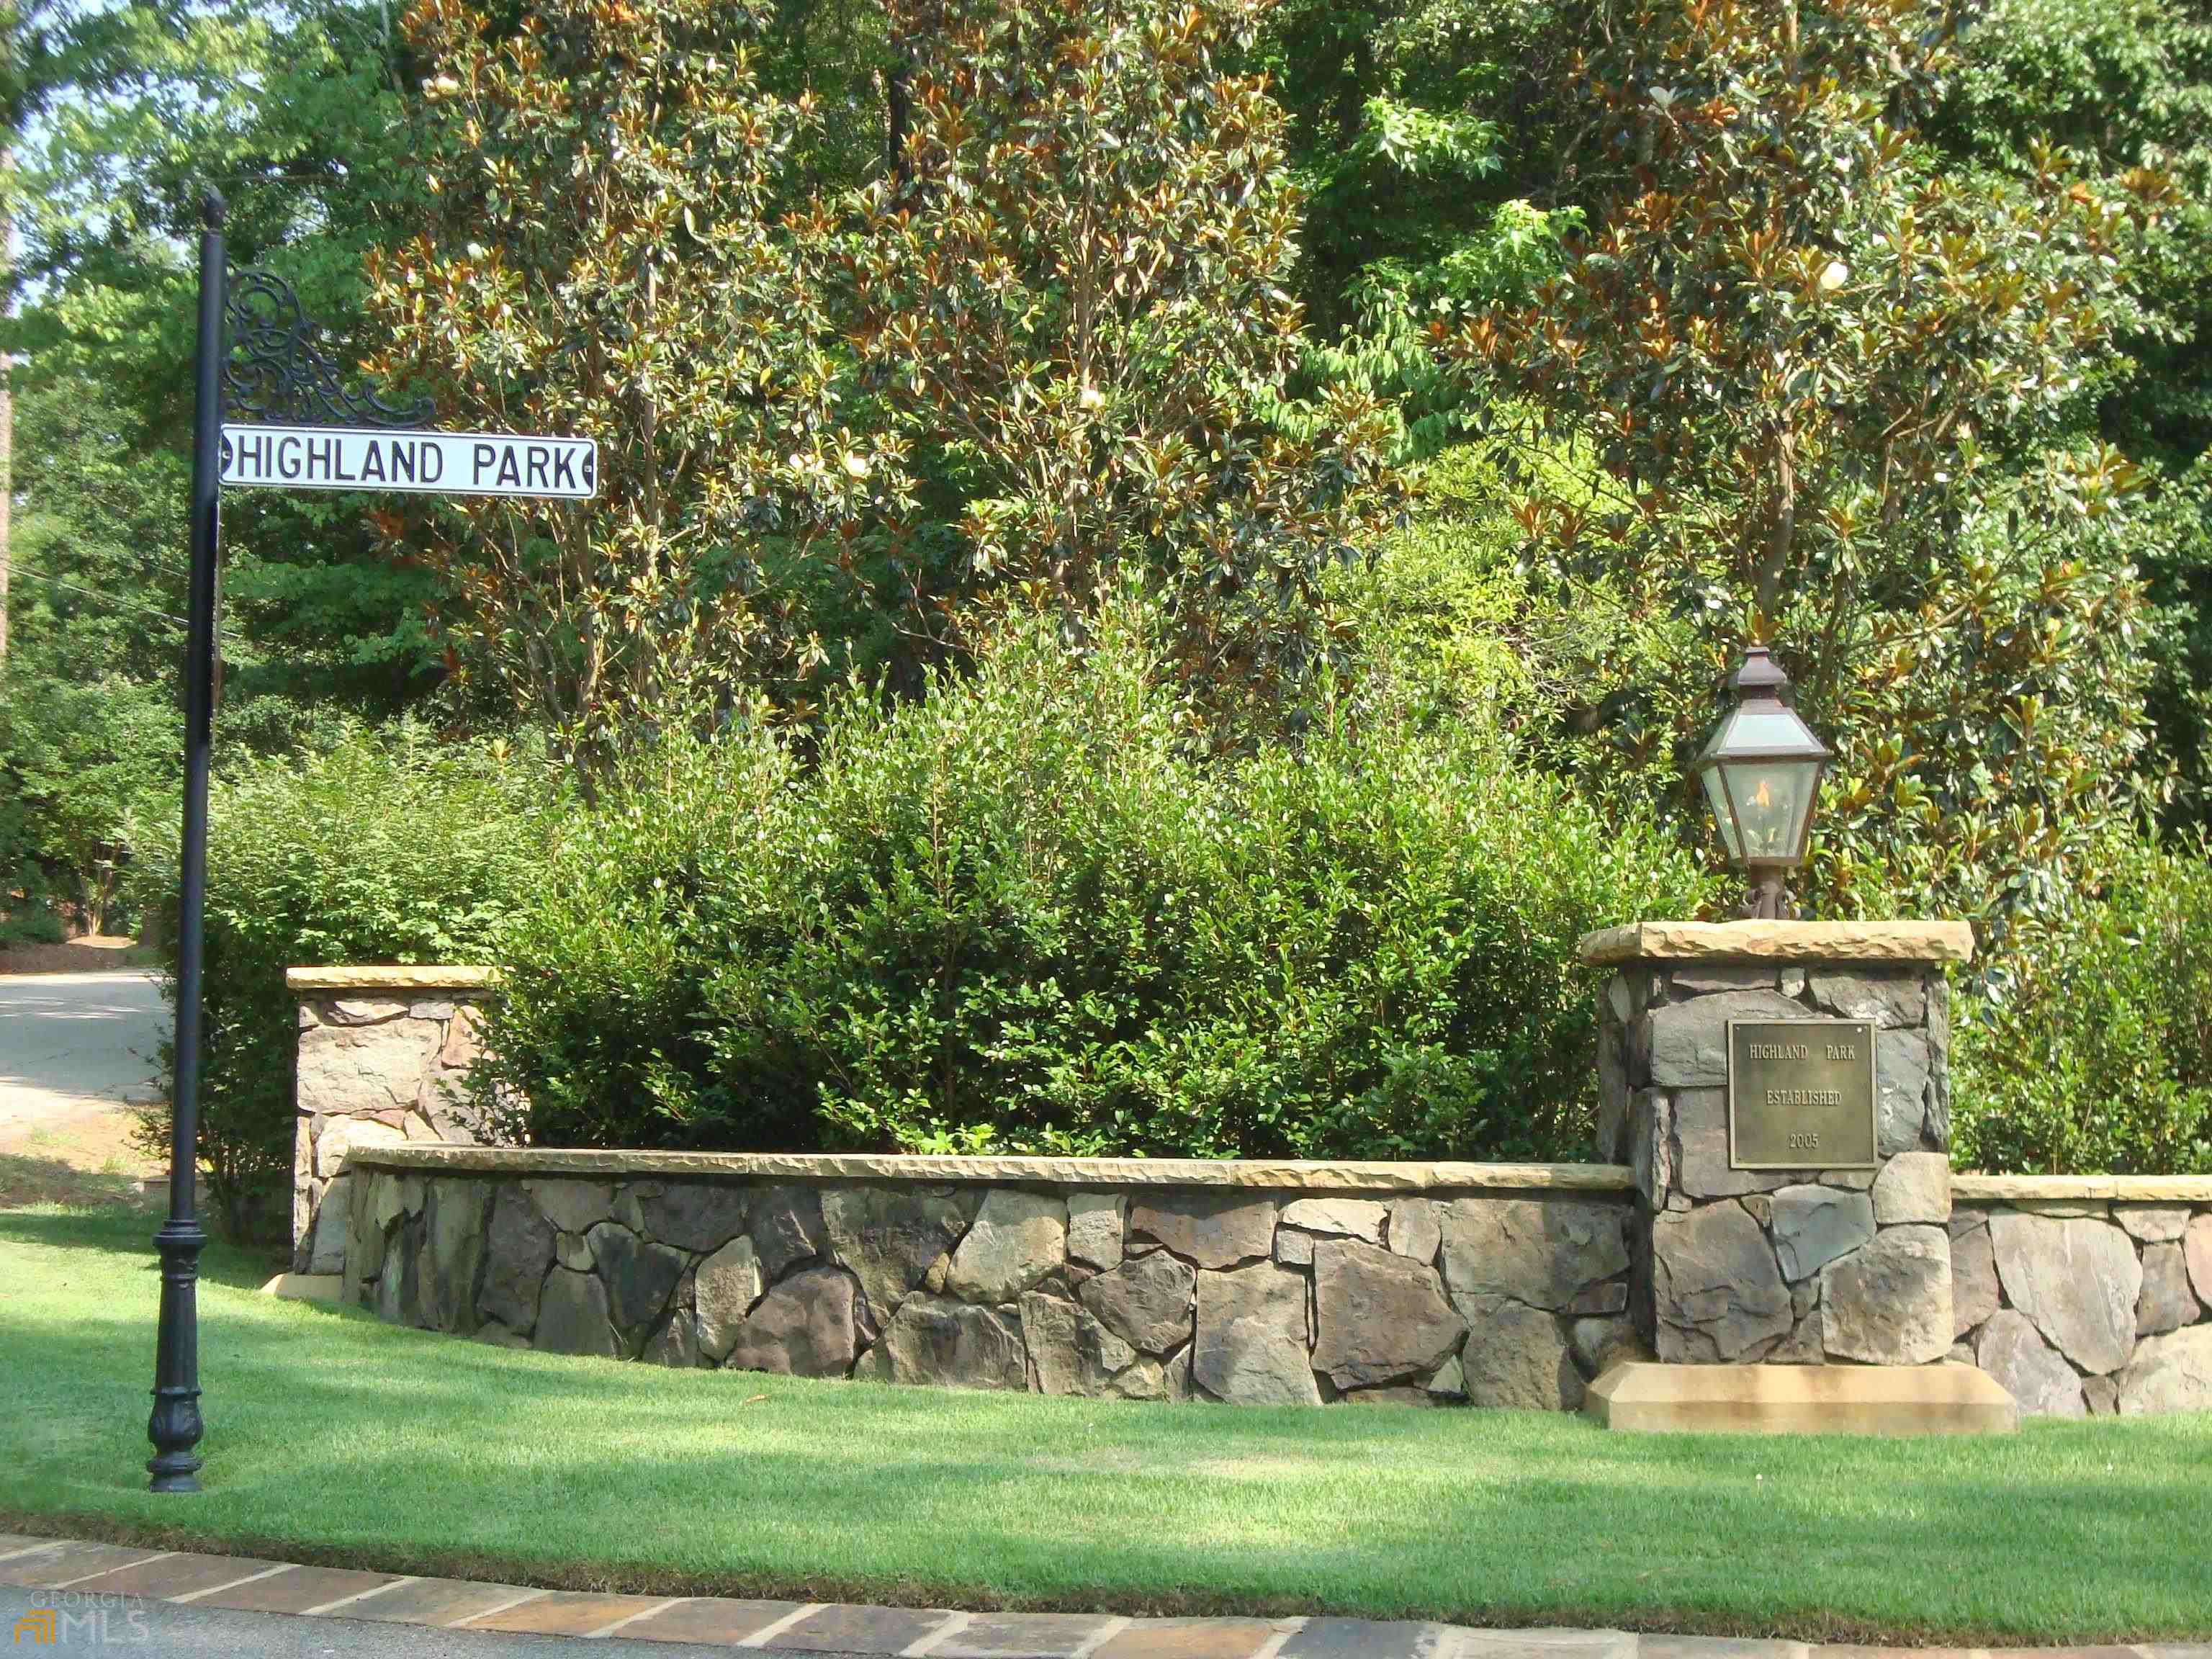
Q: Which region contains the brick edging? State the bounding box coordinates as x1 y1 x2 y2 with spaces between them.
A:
7 1534 2202 1653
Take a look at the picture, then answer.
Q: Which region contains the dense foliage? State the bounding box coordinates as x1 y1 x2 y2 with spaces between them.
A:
367 0 1403 747
6 0 444 729
1933 0 2212 825
1955 841 2212 1174
837 0 1401 708
2 0 447 938
130 728 549 1231
1251 0 1570 344
1938 0 2212 475
1457 0 2167 949
483 610 1712 1161
0 379 181 930
366 0 907 760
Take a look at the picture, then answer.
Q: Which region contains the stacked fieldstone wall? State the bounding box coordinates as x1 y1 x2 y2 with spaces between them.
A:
341 1149 1640 1408
1595 948 1956 1367
1949 1185 2212 1415
289 968 498 1275
294 946 2212 1416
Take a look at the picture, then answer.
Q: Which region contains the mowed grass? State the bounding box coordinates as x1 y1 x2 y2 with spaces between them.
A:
4 1205 2209 1645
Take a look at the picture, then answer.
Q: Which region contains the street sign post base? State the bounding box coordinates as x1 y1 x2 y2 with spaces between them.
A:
148 1215 209 1491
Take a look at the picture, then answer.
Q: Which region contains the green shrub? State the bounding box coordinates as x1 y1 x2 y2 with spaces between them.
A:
134 724 553 1236
1954 842 2212 1174
474 727 801 1153
0 899 68 949
485 610 1714 1161
0 670 177 935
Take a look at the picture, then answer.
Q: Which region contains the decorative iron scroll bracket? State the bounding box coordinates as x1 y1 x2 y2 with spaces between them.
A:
221 268 434 428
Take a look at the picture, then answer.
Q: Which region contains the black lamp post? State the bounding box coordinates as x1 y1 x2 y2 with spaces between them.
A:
1692 644 1831 920
147 191 225 1493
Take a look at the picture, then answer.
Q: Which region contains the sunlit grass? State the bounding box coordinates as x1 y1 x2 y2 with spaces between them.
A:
4 1203 2208 1642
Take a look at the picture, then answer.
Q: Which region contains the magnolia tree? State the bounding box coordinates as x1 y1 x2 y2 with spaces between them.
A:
1460 0 2172 937
365 0 909 761
834 0 1402 707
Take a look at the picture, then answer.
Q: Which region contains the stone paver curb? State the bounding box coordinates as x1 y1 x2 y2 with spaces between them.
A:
167 1561 298 1603
5 1537 2209 1656
741 1604 831 1648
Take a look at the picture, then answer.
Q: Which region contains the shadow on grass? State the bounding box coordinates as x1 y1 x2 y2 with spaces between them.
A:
0 1151 151 1210
4 1209 2209 1643
0 1196 287 1289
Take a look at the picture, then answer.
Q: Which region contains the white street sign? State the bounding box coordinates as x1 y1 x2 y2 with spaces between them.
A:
219 422 597 499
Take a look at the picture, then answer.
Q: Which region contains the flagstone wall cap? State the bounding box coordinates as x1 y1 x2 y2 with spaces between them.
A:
1953 1172 2212 1203
287 965 501 993
341 1144 1640 1192
337 1146 2211 1203
1576 920 1976 966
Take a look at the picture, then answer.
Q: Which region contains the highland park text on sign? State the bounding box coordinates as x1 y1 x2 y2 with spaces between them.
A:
219 423 598 499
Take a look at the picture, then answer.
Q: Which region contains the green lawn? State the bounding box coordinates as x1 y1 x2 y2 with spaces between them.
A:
4 1203 2208 1645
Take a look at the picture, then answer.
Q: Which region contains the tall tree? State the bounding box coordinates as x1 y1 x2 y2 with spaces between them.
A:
1933 0 2212 820
837 0 1402 711
1461 0 2169 943
367 0 907 763
6 1 449 736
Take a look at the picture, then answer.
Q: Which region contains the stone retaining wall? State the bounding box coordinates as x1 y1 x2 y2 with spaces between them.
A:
288 968 498 1275
295 956 2212 1416
1949 1180 2212 1415
342 1148 1640 1408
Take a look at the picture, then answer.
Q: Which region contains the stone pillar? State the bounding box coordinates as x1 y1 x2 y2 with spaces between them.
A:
1583 921 1973 1369
287 966 498 1278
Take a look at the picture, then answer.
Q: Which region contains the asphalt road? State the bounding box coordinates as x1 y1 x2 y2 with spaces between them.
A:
0 968 168 1141
0 1586 859 1657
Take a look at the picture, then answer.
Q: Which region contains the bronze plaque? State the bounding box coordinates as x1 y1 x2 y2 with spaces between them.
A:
1727 1018 1879 1170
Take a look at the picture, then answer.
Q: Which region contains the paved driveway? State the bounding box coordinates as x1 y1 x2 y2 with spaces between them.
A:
0 971 168 1180
0 971 167 1114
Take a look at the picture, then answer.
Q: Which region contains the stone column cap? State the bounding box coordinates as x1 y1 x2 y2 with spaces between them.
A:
1577 920 1974 967
287 965 501 993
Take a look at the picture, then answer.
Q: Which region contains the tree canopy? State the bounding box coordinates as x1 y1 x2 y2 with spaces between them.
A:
3 0 2208 973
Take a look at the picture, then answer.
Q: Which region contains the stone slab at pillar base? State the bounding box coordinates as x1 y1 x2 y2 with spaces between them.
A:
259 1272 341 1303
1585 1359 2017 1435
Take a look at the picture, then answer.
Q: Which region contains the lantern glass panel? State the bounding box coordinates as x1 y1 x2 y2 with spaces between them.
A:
1701 767 1742 859
1721 758 1821 862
